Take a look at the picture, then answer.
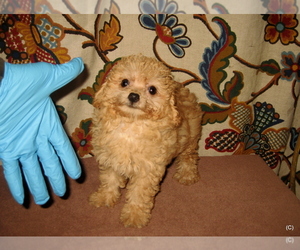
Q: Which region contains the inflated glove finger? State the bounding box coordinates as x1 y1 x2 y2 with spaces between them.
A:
2 159 24 204
20 153 49 205
41 98 82 180
37 134 66 197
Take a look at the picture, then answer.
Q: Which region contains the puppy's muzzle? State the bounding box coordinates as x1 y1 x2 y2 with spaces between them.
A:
128 93 140 103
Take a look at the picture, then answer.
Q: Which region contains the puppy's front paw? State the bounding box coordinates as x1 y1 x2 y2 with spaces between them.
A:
89 189 119 208
173 170 200 186
120 204 151 228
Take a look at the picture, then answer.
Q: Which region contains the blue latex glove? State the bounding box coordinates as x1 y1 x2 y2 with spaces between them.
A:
0 58 84 205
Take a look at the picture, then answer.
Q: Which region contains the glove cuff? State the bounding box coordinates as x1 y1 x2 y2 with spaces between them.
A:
0 58 4 84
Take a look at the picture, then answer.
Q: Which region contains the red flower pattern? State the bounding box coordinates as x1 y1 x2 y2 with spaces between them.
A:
264 14 298 45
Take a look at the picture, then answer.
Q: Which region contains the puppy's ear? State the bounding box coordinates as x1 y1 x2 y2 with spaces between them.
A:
93 84 105 108
169 94 182 127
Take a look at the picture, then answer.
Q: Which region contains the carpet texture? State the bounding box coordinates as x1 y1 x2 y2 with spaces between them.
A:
0 155 299 236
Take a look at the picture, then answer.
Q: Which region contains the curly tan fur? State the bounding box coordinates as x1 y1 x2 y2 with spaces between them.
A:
89 54 203 228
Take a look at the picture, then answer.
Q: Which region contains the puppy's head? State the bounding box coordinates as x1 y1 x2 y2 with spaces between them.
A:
94 54 180 124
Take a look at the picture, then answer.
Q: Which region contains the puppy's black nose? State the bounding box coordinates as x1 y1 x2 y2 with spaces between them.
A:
128 93 140 103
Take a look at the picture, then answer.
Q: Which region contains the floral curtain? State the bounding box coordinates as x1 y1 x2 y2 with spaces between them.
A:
0 2 300 198
0 0 299 15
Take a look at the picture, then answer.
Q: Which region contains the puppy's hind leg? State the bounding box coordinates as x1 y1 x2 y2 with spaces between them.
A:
173 106 202 185
173 140 200 185
89 167 126 207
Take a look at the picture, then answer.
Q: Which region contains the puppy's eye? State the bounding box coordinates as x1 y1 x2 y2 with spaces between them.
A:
121 79 129 87
148 86 157 95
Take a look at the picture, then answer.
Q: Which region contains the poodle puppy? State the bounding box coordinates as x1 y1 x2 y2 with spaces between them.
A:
89 54 203 228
